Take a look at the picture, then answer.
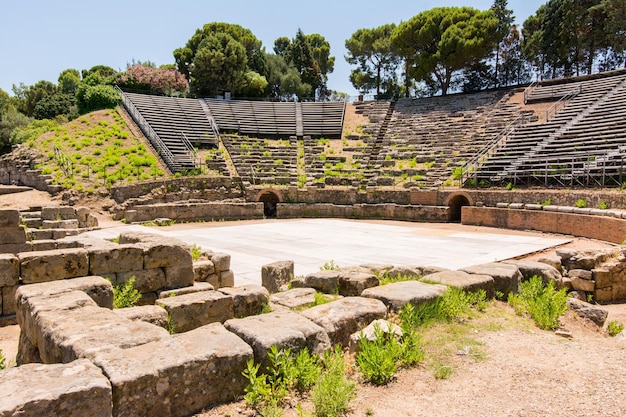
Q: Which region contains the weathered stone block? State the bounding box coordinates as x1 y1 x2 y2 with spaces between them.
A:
261 260 294 293
144 240 192 269
219 270 235 287
0 253 19 286
504 260 562 284
460 262 522 295
93 323 252 417
571 277 595 292
156 291 234 333
297 270 340 293
0 359 112 417
17 330 41 365
31 240 57 251
211 252 231 272
193 260 215 282
89 244 144 275
118 268 166 293
225 309 330 368
300 297 388 346
0 242 32 253
42 219 79 229
19 248 89 284
113 305 169 329
2 285 18 316
337 269 379 296
158 281 214 298
361 281 447 312
35 305 168 363
567 298 608 327
0 226 27 244
592 268 615 289
164 264 195 289
270 288 317 309
219 285 270 318
422 270 494 297
349 319 402 353
41 206 76 220
536 255 562 272
0 208 21 227
569 269 593 281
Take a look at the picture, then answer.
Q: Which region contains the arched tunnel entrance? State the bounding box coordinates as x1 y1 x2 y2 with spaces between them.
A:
256 189 282 218
447 193 472 223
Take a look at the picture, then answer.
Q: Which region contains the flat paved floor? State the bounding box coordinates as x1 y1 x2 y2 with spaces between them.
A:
85 219 571 286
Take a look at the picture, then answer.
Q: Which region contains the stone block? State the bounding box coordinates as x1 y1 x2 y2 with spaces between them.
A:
42 219 79 229
219 285 270 318
210 252 231 272
89 244 144 275
164 264 195 289
225 309 330 368
17 330 41 365
19 248 89 284
117 268 166 293
270 288 318 309
158 281 214 298
358 263 395 276
34 305 168 363
422 270 494 297
0 359 112 417
337 269 379 296
113 305 169 329
592 268 614 289
2 285 18 316
384 265 424 279
93 323 253 417
156 290 234 333
30 228 53 240
262 260 294 293
537 255 562 272
53 229 79 239
460 262 522 295
193 260 215 282
566 298 608 327
204 273 219 288
0 226 27 244
570 269 593 281
143 239 192 269
0 208 21 227
0 242 32 253
219 270 235 287
298 270 341 293
361 281 447 312
0 253 19 286
41 206 76 220
23 217 43 228
504 260 562 284
571 277 595 292
300 297 388 346
31 240 57 251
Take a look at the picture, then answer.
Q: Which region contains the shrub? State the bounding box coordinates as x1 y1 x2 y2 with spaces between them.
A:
607 320 624 337
508 276 568 330
312 347 355 417
575 199 587 208
399 288 487 329
598 201 609 210
112 276 142 309
320 260 340 271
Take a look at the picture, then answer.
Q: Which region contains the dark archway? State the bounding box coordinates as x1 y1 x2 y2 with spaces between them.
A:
258 190 281 218
447 194 471 222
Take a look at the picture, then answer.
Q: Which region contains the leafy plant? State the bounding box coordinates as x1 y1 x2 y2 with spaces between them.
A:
508 276 568 330
311 346 356 417
0 348 5 370
190 243 202 261
575 199 587 208
320 260 340 271
379 273 420 286
399 288 487 329
607 320 624 337
598 201 609 210
112 276 142 309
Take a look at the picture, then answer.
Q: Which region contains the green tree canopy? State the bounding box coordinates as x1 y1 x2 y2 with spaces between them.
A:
11 80 58 117
58 69 81 94
189 32 249 97
265 54 310 101
392 6 500 95
345 24 400 98
276 29 334 100
33 93 76 120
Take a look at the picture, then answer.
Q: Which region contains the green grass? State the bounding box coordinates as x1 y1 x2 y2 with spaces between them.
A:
112 276 142 309
607 320 624 336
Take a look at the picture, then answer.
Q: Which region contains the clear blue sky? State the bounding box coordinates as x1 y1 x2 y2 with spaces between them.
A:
0 0 545 98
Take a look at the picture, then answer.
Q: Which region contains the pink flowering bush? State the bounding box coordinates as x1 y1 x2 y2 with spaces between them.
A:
116 65 189 96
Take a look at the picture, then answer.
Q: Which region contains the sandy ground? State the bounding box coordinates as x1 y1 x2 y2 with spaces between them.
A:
1 186 625 416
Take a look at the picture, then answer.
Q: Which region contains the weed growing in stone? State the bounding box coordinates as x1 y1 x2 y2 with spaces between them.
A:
508 276 568 330
112 276 142 309
378 273 419 286
320 260 340 271
190 243 202 261
575 199 587 208
399 288 487 328
607 320 624 336
0 348 6 370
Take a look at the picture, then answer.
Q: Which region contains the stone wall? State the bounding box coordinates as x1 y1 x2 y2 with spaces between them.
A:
461 205 626 244
0 147 63 194
123 202 265 223
276 203 448 222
